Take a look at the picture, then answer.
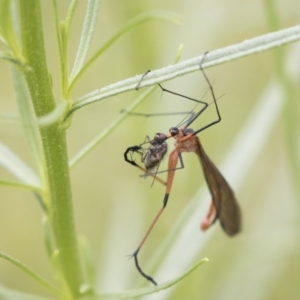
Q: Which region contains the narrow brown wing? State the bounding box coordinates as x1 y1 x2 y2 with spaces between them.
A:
195 137 241 236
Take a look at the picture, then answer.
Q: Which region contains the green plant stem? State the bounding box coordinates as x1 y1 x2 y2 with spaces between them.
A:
19 0 82 297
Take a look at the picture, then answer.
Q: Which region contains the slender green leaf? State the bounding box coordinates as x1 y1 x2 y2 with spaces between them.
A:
174 43 184 64
83 258 208 299
42 216 55 261
0 287 53 300
65 0 79 34
0 0 22 60
79 236 97 292
0 140 41 187
52 0 66 97
0 180 42 192
52 0 73 99
0 51 26 68
69 0 101 82
65 24 300 120
68 11 182 94
10 66 43 181
37 101 68 127
264 0 300 198
0 252 63 298
58 0 80 98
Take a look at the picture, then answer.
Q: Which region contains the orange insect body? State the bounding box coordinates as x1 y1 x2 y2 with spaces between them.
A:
169 128 241 236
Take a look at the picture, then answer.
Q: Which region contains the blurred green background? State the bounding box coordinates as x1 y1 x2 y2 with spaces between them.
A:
0 0 299 299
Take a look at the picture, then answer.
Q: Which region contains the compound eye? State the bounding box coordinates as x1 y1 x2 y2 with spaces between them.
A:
155 133 167 142
169 127 179 136
182 128 194 135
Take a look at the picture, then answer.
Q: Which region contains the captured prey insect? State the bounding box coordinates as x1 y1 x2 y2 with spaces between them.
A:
124 133 168 186
124 52 242 285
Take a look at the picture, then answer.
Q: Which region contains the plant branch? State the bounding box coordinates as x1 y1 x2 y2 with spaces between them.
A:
65 24 300 121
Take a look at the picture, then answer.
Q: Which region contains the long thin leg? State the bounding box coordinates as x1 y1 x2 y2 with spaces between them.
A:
120 110 193 118
134 53 218 134
188 52 222 134
137 53 219 134
136 70 151 90
133 67 210 126
157 83 213 129
149 160 163 188
158 83 209 106
131 201 166 285
131 148 180 285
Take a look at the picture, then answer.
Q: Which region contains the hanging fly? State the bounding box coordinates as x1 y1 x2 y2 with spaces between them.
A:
124 52 241 285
